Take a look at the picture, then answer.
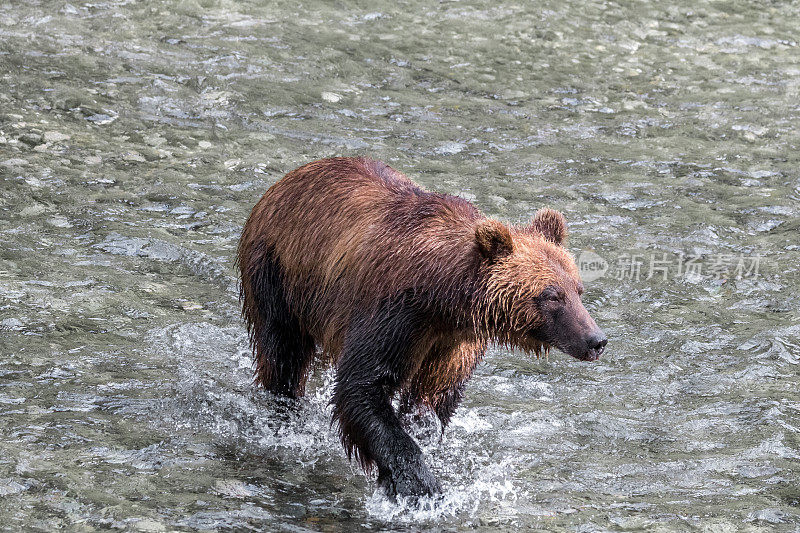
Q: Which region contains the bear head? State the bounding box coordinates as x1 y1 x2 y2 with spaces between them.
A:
474 208 607 361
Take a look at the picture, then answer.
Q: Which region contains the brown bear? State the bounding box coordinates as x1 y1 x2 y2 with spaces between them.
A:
237 157 606 498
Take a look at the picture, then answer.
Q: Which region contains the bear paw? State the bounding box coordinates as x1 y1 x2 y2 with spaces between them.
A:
378 456 441 500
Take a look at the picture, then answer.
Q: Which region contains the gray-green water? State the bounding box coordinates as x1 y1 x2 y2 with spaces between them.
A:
1 1 799 530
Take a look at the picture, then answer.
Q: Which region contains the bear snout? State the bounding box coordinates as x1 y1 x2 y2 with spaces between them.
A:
582 330 607 361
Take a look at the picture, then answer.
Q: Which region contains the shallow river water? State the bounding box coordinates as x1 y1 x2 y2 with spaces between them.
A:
1 1 799 531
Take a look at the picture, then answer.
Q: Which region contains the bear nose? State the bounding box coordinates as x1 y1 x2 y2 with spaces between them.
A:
587 331 607 355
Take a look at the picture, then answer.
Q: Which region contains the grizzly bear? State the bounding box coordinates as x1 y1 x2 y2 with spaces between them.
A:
237 157 606 498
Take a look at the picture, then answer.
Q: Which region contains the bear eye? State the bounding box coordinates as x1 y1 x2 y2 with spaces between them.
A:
541 288 563 302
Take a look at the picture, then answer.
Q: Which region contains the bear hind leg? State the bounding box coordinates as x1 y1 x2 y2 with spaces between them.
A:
254 313 315 398
241 244 315 398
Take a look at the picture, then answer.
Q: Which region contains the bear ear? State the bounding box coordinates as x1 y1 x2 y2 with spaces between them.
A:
475 219 514 261
530 207 567 245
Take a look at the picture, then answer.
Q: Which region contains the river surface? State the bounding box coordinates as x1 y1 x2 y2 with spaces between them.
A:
1 1 799 531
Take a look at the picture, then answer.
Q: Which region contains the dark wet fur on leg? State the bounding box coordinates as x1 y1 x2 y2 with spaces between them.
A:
238 244 315 399
332 292 441 498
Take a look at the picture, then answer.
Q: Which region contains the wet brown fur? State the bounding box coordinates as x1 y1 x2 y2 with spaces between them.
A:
237 157 582 476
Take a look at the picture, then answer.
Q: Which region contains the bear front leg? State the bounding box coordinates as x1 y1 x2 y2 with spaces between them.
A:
332 295 441 499
432 380 467 429
335 381 440 498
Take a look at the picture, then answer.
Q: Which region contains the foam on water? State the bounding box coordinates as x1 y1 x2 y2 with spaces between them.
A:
148 323 341 461
364 461 520 525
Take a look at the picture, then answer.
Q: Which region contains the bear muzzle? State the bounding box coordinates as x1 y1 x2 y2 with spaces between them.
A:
548 298 607 361
580 330 608 361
